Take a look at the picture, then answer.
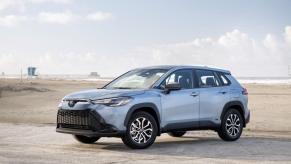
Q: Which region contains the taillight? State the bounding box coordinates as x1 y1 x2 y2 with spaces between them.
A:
242 87 248 95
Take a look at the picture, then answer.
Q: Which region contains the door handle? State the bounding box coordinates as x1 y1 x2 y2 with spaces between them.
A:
219 91 227 94
191 92 199 97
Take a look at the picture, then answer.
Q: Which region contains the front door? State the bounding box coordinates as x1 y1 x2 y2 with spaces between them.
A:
160 69 200 130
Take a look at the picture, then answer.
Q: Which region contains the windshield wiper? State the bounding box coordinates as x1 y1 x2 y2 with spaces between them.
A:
112 87 133 89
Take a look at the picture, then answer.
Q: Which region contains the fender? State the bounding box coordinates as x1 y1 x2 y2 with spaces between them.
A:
221 101 245 123
123 103 160 126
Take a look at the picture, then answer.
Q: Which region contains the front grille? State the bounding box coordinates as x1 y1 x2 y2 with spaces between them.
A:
57 109 102 131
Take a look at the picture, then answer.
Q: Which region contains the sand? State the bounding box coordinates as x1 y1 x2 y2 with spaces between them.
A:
0 79 106 123
1 78 291 163
1 78 291 132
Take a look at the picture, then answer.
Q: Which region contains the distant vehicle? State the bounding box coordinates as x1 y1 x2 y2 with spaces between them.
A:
56 65 250 149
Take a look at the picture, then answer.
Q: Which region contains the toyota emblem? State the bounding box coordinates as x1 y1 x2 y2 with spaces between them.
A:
68 100 76 107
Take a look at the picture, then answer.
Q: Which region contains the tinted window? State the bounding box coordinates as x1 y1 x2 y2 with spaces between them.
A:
161 69 193 89
196 70 221 87
217 72 231 86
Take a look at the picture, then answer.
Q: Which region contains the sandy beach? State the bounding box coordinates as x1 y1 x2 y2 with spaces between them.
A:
1 78 291 163
1 78 291 132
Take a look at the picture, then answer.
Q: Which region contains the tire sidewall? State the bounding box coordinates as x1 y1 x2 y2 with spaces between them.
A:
168 131 186 137
123 112 158 149
74 135 100 144
221 109 243 140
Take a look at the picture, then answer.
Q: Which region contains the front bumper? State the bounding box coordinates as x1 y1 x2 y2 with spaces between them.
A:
56 128 124 137
56 109 124 137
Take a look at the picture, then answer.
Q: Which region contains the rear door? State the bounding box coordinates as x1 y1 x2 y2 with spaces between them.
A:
194 69 230 126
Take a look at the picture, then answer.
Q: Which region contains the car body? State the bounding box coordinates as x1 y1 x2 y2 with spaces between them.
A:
56 65 250 149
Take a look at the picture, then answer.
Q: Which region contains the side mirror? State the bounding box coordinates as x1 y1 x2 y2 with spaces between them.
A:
164 82 181 93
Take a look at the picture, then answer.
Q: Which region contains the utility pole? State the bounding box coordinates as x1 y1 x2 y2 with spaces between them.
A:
20 68 23 83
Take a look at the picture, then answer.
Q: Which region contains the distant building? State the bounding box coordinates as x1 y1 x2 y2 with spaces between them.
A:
89 72 100 77
28 67 37 76
1 72 4 76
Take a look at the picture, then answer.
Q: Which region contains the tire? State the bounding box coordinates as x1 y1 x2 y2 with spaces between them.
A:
168 131 186 137
218 108 243 141
74 135 100 144
122 111 158 149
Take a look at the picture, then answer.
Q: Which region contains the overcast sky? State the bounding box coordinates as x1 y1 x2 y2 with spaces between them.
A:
0 0 291 77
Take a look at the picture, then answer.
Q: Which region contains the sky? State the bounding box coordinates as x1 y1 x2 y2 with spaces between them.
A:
0 0 291 77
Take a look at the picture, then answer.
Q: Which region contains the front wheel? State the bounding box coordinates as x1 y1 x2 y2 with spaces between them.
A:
218 108 243 141
122 111 158 149
74 135 100 144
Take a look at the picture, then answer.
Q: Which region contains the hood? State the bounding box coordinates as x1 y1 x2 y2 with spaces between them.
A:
63 89 145 100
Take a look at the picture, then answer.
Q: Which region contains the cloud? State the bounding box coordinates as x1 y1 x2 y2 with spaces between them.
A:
285 26 291 45
86 12 113 21
36 11 113 24
0 11 114 26
0 15 27 26
123 27 291 77
37 11 75 24
0 0 112 26
0 0 22 11
1 26 290 77
0 0 72 11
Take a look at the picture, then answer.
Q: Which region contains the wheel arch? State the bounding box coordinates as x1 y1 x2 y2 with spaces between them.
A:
124 103 161 135
221 101 246 127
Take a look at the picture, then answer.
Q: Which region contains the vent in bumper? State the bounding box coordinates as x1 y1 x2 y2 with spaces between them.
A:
57 109 103 131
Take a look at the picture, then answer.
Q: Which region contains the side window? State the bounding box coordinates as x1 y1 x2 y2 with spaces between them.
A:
195 70 221 88
162 70 193 89
217 72 231 86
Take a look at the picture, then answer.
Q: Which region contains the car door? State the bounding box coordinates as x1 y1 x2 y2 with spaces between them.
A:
160 69 200 130
195 69 230 126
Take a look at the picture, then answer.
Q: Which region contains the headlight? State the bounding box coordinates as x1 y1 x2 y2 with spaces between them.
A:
91 97 132 107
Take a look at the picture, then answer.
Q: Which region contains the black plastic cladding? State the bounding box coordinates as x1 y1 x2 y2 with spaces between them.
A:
57 109 105 131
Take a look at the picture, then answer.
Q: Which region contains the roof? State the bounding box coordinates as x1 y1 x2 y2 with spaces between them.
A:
139 65 231 74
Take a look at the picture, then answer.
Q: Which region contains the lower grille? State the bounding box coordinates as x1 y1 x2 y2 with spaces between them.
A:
57 109 102 131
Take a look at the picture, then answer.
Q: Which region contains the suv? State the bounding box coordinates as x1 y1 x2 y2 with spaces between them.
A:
56 65 250 149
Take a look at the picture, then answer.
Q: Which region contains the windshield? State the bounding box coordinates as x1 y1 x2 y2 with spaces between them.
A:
105 69 169 89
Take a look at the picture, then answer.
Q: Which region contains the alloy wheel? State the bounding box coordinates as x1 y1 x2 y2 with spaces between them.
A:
130 117 153 144
225 113 241 137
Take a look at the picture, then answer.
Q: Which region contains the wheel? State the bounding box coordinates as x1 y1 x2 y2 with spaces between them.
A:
74 135 100 144
218 108 243 141
168 131 186 137
122 111 158 149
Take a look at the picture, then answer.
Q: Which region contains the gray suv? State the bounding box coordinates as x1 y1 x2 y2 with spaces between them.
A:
56 65 250 149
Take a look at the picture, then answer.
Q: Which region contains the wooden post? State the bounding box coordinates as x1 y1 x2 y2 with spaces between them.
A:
20 68 23 83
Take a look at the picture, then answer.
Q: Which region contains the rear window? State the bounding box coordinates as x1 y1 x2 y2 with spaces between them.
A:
217 72 231 86
195 70 221 87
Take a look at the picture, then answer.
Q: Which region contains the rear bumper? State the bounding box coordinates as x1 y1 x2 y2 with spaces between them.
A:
245 110 250 125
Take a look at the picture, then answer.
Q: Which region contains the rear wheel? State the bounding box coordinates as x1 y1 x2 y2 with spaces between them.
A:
122 111 158 149
218 108 243 141
168 131 186 137
74 135 100 144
